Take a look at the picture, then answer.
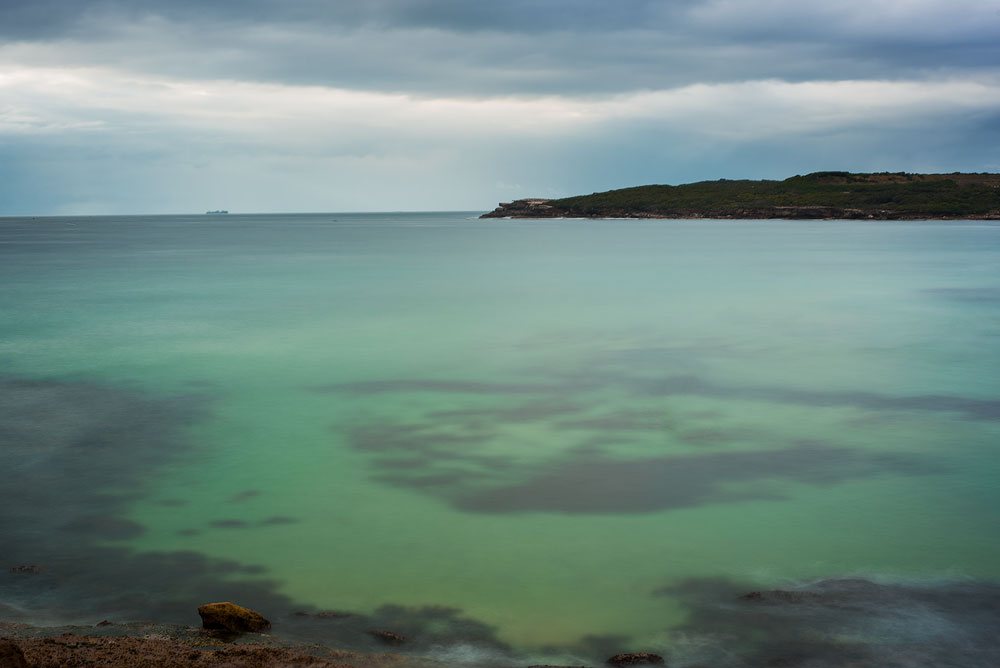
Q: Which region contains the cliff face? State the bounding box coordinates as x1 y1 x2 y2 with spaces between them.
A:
480 173 1000 220
481 199 560 218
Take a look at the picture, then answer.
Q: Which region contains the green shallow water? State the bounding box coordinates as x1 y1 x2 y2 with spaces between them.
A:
2 213 1000 657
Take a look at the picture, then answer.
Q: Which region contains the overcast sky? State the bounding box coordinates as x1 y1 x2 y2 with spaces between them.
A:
2 0 1000 214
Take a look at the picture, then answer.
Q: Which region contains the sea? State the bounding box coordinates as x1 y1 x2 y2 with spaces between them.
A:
2 212 999 667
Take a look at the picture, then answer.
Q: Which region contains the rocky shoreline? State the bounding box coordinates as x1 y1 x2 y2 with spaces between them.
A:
0 619 667 668
480 198 1000 220
4 575 1000 667
0 600 665 667
0 619 441 668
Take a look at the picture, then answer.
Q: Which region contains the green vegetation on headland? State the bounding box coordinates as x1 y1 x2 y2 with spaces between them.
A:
480 172 1000 219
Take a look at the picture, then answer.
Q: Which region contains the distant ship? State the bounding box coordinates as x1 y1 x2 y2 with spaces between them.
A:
205 210 229 215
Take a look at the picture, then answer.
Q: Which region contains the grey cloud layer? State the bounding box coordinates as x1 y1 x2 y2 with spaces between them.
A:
3 0 999 94
2 0 1000 213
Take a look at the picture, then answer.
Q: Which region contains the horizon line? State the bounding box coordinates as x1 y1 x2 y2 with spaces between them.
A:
0 210 490 219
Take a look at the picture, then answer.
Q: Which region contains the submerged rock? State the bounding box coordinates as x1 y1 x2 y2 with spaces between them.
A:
367 629 407 645
607 652 665 666
8 565 41 575
739 589 821 604
0 639 28 668
197 602 270 634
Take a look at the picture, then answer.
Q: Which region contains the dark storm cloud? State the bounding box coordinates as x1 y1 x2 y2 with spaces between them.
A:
0 0 679 38
2 0 998 95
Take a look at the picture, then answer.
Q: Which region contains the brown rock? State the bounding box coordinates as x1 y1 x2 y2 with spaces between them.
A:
197 602 270 634
607 652 665 666
0 639 28 668
10 633 360 667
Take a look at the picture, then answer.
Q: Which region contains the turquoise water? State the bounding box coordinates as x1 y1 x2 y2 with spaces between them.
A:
2 213 999 665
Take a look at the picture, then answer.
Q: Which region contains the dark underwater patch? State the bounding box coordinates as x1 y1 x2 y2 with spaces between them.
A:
451 441 935 514
629 374 1000 420
229 489 261 503
347 422 496 454
656 577 1000 668
62 516 146 539
3 375 998 666
310 379 564 395
924 287 1000 303
0 376 202 561
0 376 309 625
257 516 297 526
553 409 668 433
329 369 964 515
0 374 519 657
209 519 251 529
427 400 587 424
339 400 938 515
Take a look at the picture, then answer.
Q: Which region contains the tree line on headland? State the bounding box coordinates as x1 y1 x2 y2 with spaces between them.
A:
481 172 1000 219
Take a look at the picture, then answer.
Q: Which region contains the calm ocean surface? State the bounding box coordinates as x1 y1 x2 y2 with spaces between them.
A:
2 212 999 666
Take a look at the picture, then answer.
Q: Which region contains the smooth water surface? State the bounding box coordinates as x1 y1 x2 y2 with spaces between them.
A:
2 213 999 665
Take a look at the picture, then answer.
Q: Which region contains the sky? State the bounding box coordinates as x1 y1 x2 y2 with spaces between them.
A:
1 0 1000 214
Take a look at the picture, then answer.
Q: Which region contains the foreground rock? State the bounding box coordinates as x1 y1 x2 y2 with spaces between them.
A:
0 639 28 668
2 633 372 667
0 621 436 668
606 652 665 666
197 602 271 634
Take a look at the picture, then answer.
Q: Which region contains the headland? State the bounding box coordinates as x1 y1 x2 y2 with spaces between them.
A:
481 172 1000 219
